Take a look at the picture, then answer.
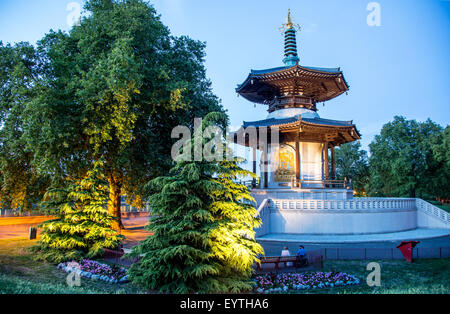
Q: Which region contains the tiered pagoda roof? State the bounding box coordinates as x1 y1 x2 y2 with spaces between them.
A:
234 10 360 147
242 115 360 146
236 64 349 108
243 116 355 128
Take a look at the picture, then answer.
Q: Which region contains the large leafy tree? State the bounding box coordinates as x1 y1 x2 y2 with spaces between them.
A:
33 159 124 263
1 0 223 226
334 141 369 196
367 116 448 198
0 42 49 211
424 125 450 200
127 112 263 293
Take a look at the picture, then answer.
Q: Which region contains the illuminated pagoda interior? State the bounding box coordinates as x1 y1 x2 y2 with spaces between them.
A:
234 9 360 190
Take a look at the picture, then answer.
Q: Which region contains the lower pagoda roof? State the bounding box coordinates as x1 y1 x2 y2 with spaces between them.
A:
243 116 355 128
249 65 342 75
236 64 349 105
236 115 360 147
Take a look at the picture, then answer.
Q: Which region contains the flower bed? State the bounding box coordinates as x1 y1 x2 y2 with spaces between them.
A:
57 259 129 284
254 272 360 293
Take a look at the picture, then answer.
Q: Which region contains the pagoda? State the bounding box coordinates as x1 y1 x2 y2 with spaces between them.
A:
233 10 360 191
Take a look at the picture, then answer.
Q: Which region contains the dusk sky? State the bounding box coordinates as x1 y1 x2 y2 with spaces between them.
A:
1 0 449 153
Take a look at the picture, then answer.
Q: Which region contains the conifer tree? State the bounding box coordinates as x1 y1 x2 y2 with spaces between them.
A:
33 160 124 263
127 112 263 293
209 158 264 291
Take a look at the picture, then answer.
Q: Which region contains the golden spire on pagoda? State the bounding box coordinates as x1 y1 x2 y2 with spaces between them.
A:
280 9 301 32
280 9 301 65
286 8 293 28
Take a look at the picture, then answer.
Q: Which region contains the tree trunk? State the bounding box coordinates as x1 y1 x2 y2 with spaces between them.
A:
108 174 124 230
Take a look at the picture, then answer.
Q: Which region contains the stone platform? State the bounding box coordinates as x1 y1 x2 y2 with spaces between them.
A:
256 228 450 244
253 193 450 237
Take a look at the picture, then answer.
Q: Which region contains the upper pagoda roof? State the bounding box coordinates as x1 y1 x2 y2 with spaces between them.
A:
236 64 349 104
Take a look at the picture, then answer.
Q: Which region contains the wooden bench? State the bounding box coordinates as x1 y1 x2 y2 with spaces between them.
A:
102 248 125 259
256 255 308 271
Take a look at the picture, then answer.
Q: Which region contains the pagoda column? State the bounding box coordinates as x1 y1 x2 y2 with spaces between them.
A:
323 142 329 181
252 147 257 187
295 133 300 187
331 145 336 180
260 127 269 189
265 150 269 189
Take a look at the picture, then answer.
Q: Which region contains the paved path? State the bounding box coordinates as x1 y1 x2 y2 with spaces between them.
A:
3 216 450 257
0 215 152 248
0 216 52 240
120 217 153 248
0 216 53 226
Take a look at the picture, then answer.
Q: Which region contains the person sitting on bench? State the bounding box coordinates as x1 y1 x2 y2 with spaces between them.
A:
281 246 293 267
297 245 307 266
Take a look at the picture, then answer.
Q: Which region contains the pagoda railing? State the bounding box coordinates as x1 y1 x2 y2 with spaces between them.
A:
238 178 352 190
291 178 352 190
237 178 261 189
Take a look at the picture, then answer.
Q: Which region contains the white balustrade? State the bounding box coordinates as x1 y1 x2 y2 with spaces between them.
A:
416 198 450 225
255 199 271 236
268 198 417 212
262 197 449 226
255 197 450 235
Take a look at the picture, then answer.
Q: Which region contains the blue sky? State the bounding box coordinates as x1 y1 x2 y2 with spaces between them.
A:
0 0 449 153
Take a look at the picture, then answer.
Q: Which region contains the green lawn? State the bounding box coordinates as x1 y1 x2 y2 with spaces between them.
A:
0 238 145 294
436 204 450 213
1 238 449 294
312 259 450 294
